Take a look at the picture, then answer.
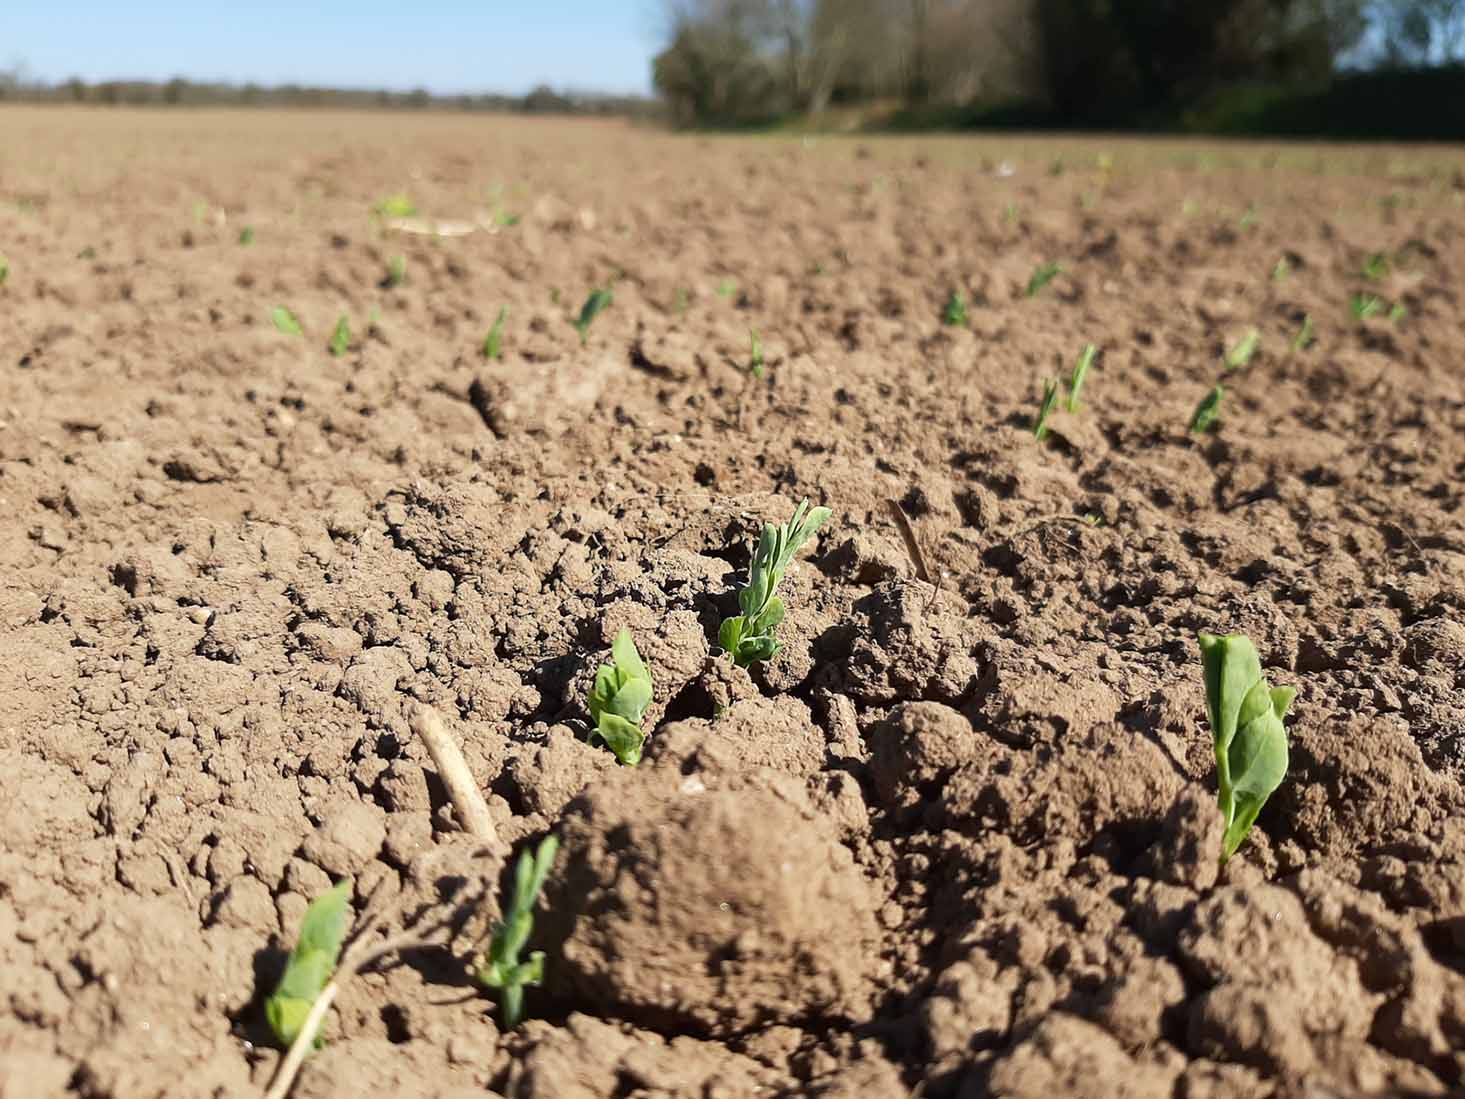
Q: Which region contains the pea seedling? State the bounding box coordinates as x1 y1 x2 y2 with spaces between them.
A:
1362 252 1389 280
748 328 765 379
384 254 407 288
587 628 652 766
1033 378 1060 440
943 290 968 326
476 835 558 1028
329 314 351 358
375 194 416 218
238 226 255 246
1025 261 1063 298
1350 293 1382 321
272 307 303 336
1198 633 1293 863
1067 344 1096 412
266 880 351 1048
483 306 508 360
1271 256 1289 281
1225 328 1259 370
719 499 831 667
1292 314 1314 351
575 287 612 345
1190 385 1223 433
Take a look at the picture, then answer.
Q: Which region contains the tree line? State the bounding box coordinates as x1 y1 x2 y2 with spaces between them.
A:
652 0 1465 128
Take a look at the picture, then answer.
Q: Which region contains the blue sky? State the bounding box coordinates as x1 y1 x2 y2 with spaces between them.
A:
4 1 658 95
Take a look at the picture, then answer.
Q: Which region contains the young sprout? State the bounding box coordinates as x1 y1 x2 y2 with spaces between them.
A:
1025 261 1063 298
1033 378 1060 441
495 209 520 228
587 628 652 766
550 287 561 306
375 194 416 218
1389 302 1407 324
1198 633 1293 864
329 314 351 358
266 881 351 1049
1292 314 1314 351
1350 293 1382 321
674 287 689 316
1225 328 1260 370
384 255 407 288
716 277 738 300
1271 256 1290 281
483 306 508 360
1238 205 1259 229
574 287 612 346
476 835 558 1029
748 328 765 379
943 289 969 327
238 226 255 246
272 307 303 336
1190 385 1223 433
1067 344 1096 412
0 254 8 287
1362 252 1389 280
719 499 831 668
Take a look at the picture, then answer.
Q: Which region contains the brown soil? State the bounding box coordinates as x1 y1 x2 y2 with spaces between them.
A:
3 107 1465 1099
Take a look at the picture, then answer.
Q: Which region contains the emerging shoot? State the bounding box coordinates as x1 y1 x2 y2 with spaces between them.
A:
1025 261 1063 298
943 289 968 327
1292 314 1314 351
329 314 351 358
587 628 653 766
1190 385 1223 433
483 306 508 360
575 287 612 346
1198 633 1293 863
272 306 303 336
476 836 558 1029
1067 344 1096 412
749 328 765 379
266 881 351 1050
1033 378 1060 441
1225 328 1259 370
719 499 831 668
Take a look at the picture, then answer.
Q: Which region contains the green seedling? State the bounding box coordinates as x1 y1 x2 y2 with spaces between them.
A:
1362 252 1389 280
1198 632 1293 864
375 193 416 218
1350 293 1382 321
716 277 738 300
266 880 351 1049
238 226 255 246
385 254 406 288
329 314 351 357
943 289 968 327
476 835 557 1029
272 306 303 336
1033 378 1060 441
587 628 652 766
1003 202 1020 223
1067 344 1096 412
482 306 508 359
719 499 831 668
1225 328 1260 370
574 287 612 346
748 328 765 380
1190 385 1223 433
1389 302 1407 324
1025 261 1063 298
1238 205 1259 229
0 254 8 287
1271 256 1290 282
495 209 520 227
674 287 689 316
1292 313 1314 351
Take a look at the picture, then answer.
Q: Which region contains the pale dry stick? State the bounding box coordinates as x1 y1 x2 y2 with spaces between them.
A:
409 703 499 846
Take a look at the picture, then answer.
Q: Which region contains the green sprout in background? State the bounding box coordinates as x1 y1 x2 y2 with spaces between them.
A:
1350 293 1382 321
1225 328 1260 370
238 226 255 246
1033 378 1060 441
674 287 689 317
1190 385 1224 433
1271 256 1290 282
329 314 351 358
384 254 407 288
943 289 968 327
375 193 416 218
483 306 508 360
1389 302 1408 324
1025 261 1063 298
1238 205 1259 229
575 287 613 346
716 277 738 300
0 254 8 287
1292 314 1315 351
1198 632 1293 864
476 835 558 1029
272 306 304 336
1067 344 1096 412
266 881 351 1049
748 328 765 379
495 209 520 228
720 499 831 668
586 628 653 766
1362 252 1389 280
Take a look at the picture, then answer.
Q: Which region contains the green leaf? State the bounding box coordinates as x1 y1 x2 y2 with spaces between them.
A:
329 314 351 358
943 289 968 327
1198 633 1292 863
575 287 613 345
238 226 254 246
719 616 745 654
1067 344 1096 413
1025 261 1063 298
611 627 648 684
749 328 765 379
1292 314 1314 352
375 193 416 218
272 306 303 336
483 306 508 360
1190 385 1223 434
592 713 644 766
751 595 785 636
266 880 351 1049
384 255 406 288
1033 377 1060 441
1225 328 1259 370
735 636 779 666
606 677 652 725
476 836 556 1028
